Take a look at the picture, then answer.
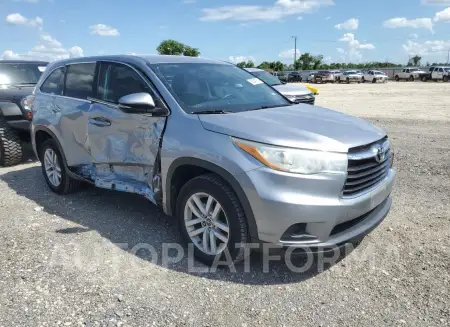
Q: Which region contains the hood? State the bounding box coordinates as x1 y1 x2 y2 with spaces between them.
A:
273 83 312 96
198 105 386 153
0 85 35 101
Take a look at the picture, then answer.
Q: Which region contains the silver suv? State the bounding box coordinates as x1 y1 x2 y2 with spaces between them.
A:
31 55 395 265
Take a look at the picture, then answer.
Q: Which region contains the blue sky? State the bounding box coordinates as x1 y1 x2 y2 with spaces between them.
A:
1 0 450 64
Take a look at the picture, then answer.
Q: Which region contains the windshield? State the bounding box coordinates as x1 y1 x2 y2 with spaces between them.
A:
250 70 282 86
150 63 290 114
0 63 46 85
445 68 450 72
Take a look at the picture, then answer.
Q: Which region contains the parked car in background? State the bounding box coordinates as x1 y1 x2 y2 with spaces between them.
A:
31 55 395 265
287 71 302 82
362 70 388 83
340 70 362 84
306 71 317 82
246 68 315 105
0 60 48 166
271 71 288 83
331 70 343 82
420 66 450 82
394 68 427 82
313 70 336 83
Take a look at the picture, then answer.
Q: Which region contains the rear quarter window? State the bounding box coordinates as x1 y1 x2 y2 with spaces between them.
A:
40 67 65 95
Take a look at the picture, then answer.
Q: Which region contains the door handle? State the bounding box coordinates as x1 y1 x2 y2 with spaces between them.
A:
89 117 112 127
51 99 61 113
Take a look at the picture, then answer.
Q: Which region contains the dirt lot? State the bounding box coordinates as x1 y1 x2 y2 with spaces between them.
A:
1 83 449 326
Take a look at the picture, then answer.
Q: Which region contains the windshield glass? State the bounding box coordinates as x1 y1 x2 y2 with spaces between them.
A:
444 68 450 72
0 63 46 85
150 63 290 114
250 70 282 86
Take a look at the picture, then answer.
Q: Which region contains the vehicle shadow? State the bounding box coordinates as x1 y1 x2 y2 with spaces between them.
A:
0 165 363 285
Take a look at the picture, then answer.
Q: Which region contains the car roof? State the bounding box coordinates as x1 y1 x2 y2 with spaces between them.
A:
47 55 229 67
0 60 48 65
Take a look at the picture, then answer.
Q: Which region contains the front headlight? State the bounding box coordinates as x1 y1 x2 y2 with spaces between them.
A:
286 95 297 102
232 138 347 174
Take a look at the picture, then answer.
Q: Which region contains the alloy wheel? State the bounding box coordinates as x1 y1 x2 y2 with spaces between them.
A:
184 192 230 255
44 148 62 187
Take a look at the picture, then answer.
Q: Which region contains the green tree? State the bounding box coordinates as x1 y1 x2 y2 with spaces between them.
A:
157 40 185 55
257 61 271 69
411 55 422 66
296 53 315 70
236 60 255 68
269 61 284 71
312 55 323 70
183 46 200 57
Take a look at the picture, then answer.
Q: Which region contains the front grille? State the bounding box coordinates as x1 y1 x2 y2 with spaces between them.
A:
343 139 391 197
292 96 315 105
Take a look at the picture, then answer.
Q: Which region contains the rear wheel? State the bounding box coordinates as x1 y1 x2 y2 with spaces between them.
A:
177 174 249 266
0 119 22 167
409 75 415 82
444 75 449 82
39 139 82 194
421 75 428 82
362 77 365 83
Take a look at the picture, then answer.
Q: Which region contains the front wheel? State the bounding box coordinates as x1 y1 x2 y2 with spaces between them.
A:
409 75 415 82
39 139 82 194
372 78 377 83
362 77 365 83
395 75 400 82
177 174 249 266
422 76 428 82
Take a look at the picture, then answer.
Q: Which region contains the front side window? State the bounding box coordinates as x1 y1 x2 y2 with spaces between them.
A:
150 63 289 114
0 63 46 86
64 63 96 100
40 67 65 95
97 62 151 103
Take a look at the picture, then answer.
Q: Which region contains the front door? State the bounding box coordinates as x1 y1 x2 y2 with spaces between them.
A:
86 61 167 203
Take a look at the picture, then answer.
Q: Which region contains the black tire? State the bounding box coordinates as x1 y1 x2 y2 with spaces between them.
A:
422 76 428 82
444 76 449 82
347 78 350 84
372 78 377 83
39 139 82 194
395 75 400 82
177 174 249 266
0 119 23 167
362 77 365 83
409 75 415 82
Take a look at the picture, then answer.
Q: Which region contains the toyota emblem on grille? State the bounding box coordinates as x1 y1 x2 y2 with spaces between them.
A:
373 145 386 163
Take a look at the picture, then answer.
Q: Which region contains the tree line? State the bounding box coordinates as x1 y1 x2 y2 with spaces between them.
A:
156 40 446 71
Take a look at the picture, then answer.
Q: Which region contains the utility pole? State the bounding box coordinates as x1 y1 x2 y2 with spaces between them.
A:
447 49 449 64
292 36 297 70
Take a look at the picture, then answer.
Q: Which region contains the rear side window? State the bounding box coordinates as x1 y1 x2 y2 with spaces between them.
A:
40 67 65 95
96 62 151 103
64 63 96 100
439 68 444 72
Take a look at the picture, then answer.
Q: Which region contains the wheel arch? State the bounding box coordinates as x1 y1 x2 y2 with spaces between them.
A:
165 157 259 241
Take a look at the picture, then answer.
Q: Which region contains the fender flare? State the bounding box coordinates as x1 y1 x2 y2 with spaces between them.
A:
165 157 259 242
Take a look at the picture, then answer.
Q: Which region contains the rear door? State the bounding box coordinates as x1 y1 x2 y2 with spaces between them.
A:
86 61 167 201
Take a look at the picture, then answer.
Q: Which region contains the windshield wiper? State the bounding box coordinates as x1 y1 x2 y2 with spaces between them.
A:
192 109 233 114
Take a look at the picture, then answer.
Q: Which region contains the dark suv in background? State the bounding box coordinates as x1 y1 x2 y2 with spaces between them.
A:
0 60 47 166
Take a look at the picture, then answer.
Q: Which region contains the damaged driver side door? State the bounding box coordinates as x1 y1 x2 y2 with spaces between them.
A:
86 61 167 203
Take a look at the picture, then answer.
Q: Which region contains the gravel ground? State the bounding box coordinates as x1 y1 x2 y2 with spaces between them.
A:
1 83 449 327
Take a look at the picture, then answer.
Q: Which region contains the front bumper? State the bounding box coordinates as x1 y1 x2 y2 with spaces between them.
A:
235 166 395 247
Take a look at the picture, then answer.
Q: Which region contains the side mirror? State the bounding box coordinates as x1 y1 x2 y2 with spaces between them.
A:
118 93 168 116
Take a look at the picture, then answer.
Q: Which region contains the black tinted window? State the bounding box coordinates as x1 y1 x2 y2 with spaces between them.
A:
64 63 96 100
97 62 150 103
40 67 65 95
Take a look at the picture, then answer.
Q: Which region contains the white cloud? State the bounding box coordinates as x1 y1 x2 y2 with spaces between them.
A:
297 16 303 20
278 48 300 58
422 0 450 5
89 24 120 36
200 0 334 22
403 39 450 55
335 18 359 30
338 33 375 62
410 33 419 39
434 7 450 22
1 34 84 61
383 17 434 31
5 13 43 29
228 55 256 63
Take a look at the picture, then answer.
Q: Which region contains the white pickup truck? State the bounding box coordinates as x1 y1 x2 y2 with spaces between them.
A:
362 70 388 83
394 68 427 81
421 66 450 82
